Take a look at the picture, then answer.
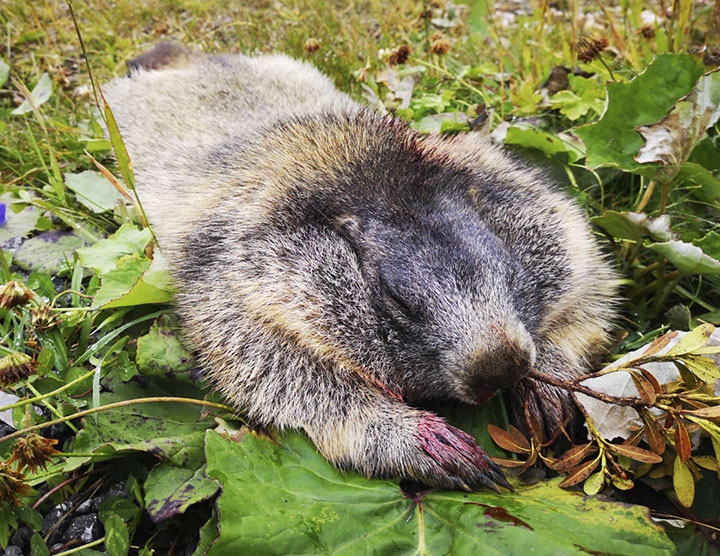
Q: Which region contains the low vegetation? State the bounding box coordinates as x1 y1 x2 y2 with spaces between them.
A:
1 1 719 554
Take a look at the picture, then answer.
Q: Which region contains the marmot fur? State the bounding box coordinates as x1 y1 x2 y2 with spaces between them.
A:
104 42 617 491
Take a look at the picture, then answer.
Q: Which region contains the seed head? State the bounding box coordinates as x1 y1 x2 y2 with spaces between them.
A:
0 462 30 506
0 281 35 309
31 305 59 331
388 45 412 66
304 38 321 54
639 25 655 39
0 352 37 387
578 36 609 63
430 36 451 56
10 433 60 473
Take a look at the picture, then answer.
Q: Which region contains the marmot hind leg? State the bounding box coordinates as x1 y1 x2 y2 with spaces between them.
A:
127 41 201 73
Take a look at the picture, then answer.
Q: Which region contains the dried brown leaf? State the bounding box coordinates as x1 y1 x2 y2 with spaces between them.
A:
686 405 720 421
606 443 663 464
639 368 663 395
487 424 531 453
675 420 691 462
641 330 678 358
630 371 657 405
559 456 601 488
640 411 666 455
548 442 598 472
491 457 527 468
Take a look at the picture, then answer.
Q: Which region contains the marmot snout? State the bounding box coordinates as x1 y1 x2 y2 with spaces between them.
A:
103 42 618 491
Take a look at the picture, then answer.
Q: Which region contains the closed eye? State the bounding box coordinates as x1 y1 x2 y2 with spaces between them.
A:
383 284 420 320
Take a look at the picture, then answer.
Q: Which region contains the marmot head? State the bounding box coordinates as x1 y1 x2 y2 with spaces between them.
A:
332 195 537 404
220 111 539 405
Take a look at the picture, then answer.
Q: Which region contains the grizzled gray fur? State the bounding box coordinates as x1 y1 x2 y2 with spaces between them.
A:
104 42 617 491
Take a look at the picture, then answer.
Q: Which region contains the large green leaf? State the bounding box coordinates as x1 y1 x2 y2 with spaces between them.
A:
90 253 152 308
693 231 720 260
13 230 86 273
12 72 53 115
77 223 172 308
635 70 720 168
64 170 125 214
204 430 674 555
0 200 39 243
66 373 215 472
576 54 704 171
144 462 218 523
100 251 173 309
77 223 152 274
648 241 720 275
136 315 195 377
505 125 583 163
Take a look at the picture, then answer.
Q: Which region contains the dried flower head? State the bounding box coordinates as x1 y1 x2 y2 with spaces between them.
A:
578 36 609 63
388 45 412 66
0 352 37 387
31 305 59 332
639 25 655 39
0 281 35 309
430 37 451 56
304 38 321 54
430 31 444 42
10 433 60 473
0 462 30 506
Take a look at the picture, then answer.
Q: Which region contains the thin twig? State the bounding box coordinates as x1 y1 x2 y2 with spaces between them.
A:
529 370 643 407
0 397 236 444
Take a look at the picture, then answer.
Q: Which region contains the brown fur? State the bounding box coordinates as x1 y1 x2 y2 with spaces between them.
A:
103 43 618 491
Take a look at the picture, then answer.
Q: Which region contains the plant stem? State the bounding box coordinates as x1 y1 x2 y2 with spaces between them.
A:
25 381 78 433
32 469 94 509
0 368 96 414
636 180 656 212
53 538 105 556
0 397 236 444
529 369 643 407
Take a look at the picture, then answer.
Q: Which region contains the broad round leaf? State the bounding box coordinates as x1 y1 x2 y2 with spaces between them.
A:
204 431 674 555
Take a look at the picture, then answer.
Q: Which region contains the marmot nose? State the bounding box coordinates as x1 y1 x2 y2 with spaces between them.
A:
469 333 536 391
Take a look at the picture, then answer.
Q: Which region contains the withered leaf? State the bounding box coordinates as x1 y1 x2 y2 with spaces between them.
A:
549 443 598 472
611 475 635 490
639 368 663 395
686 405 720 421
606 443 663 464
682 355 720 383
692 455 719 471
640 331 678 359
491 457 527 468
559 456 601 488
675 420 692 462
487 424 531 453
630 371 657 405
640 411 666 455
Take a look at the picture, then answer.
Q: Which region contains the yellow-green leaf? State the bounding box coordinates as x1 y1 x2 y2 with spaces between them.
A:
672 456 695 508
665 323 715 356
583 471 605 496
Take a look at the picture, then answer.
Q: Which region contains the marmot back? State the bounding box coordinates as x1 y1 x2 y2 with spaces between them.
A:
104 42 617 491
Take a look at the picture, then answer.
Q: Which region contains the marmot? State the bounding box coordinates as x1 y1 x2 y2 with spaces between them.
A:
104 42 617 491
